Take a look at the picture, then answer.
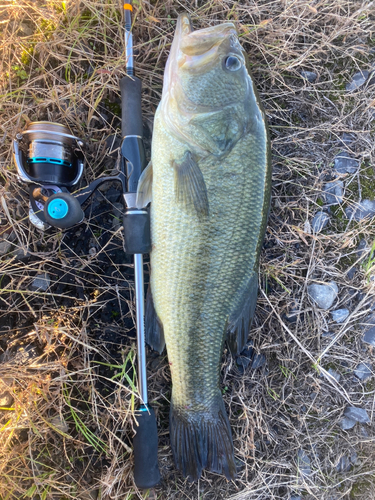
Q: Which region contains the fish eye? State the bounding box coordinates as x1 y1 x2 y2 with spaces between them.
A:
225 55 242 71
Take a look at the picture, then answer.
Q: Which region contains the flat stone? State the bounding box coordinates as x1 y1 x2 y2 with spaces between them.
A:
346 70 369 91
346 199 375 221
344 406 370 424
334 151 359 174
311 211 330 233
0 391 14 407
290 496 302 500
340 416 356 430
30 273 51 292
307 281 338 310
251 353 266 369
300 70 317 82
356 239 369 258
336 456 352 472
327 368 341 382
354 362 372 381
331 308 349 323
297 449 311 476
341 133 355 145
363 326 375 346
346 267 357 280
322 331 335 339
0 239 12 256
323 180 344 205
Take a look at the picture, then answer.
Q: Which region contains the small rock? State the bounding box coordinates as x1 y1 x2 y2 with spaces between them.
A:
89 247 97 256
360 426 369 437
323 180 344 205
350 452 358 465
327 368 341 382
322 331 335 339
0 239 12 256
334 151 359 174
346 200 375 221
311 211 330 233
0 391 14 407
331 308 349 323
356 239 369 258
346 70 369 91
344 406 370 424
340 416 356 430
297 449 311 476
300 70 317 82
290 496 302 500
336 456 351 472
307 281 338 310
354 362 372 381
30 273 51 292
363 326 375 346
341 133 355 145
346 267 357 280
251 353 266 370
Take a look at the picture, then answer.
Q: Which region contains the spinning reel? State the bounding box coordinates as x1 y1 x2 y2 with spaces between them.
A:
13 121 126 230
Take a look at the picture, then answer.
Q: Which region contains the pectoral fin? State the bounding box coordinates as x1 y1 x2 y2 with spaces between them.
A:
136 161 153 208
173 151 209 218
145 286 165 354
226 272 258 355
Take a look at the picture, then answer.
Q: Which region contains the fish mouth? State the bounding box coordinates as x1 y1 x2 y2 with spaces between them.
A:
173 14 237 70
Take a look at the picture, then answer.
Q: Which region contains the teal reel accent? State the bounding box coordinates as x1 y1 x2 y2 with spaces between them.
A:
47 198 69 220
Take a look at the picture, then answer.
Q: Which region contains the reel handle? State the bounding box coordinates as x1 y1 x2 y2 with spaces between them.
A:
133 405 160 489
120 76 143 138
44 192 84 229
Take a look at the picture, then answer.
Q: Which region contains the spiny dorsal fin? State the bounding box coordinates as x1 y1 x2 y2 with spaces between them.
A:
173 151 209 218
136 161 153 208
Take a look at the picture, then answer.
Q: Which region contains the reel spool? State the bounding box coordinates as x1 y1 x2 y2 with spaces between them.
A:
13 122 85 230
13 121 84 186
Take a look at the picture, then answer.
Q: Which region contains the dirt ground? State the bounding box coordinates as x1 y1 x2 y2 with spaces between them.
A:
0 1 374 499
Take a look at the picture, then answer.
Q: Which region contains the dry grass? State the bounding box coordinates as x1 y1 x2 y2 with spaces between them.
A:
0 0 375 499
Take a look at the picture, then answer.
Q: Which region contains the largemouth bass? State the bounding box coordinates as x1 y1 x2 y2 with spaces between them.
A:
137 14 271 480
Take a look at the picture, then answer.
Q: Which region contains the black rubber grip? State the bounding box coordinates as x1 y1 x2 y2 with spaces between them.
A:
120 76 143 138
123 209 151 254
133 405 160 489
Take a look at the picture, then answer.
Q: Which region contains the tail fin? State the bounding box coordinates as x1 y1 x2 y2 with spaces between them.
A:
169 393 236 481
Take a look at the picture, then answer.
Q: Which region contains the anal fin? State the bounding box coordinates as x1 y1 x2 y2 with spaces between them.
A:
226 272 258 355
145 286 165 354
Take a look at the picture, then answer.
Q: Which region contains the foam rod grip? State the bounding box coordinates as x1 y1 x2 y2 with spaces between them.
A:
133 406 160 489
120 76 143 138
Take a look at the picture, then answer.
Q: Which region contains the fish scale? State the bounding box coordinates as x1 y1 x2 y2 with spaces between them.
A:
137 13 271 480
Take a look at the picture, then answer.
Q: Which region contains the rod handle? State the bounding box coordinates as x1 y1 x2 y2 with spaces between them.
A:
133 405 160 489
120 76 143 138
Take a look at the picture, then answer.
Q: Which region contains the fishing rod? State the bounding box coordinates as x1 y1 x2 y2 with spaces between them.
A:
120 1 160 489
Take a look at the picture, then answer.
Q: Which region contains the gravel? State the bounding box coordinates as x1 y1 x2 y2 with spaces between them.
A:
300 70 317 82
307 281 338 310
297 449 311 476
331 308 349 323
323 180 344 205
346 70 370 91
327 368 341 383
344 406 370 424
334 151 359 174
336 456 352 473
311 211 329 232
0 239 12 256
363 326 375 346
354 362 372 381
340 416 357 430
346 199 375 221
30 272 51 291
